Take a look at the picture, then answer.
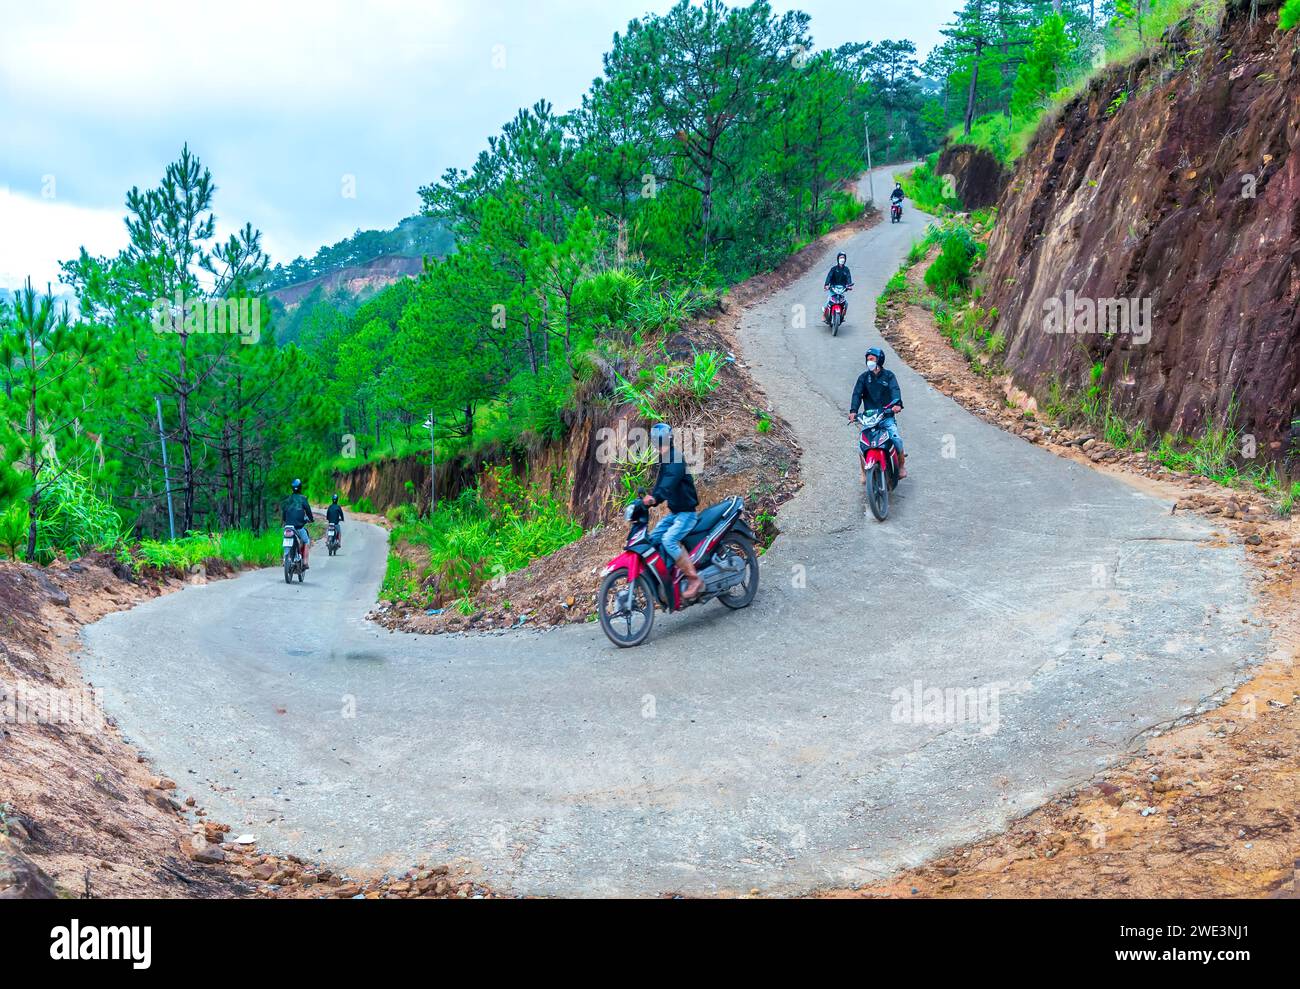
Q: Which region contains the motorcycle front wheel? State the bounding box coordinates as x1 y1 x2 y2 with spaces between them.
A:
714 535 759 610
868 467 890 522
831 310 842 336
597 568 655 648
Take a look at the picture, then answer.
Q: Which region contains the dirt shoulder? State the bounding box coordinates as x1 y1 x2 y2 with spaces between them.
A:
826 253 1300 899
0 554 491 899
375 204 883 637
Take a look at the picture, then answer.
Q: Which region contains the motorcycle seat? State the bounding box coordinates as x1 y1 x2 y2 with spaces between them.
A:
645 497 744 559
687 496 743 538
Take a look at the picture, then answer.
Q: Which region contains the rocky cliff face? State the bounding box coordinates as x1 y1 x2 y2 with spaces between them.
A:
334 398 621 527
937 144 1008 209
269 255 425 310
982 5 1299 454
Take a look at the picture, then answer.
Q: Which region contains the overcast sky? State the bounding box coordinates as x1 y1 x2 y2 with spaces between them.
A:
0 0 956 292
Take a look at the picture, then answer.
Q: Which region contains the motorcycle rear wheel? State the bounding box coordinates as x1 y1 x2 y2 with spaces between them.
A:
597 568 655 648
715 535 759 610
283 553 293 584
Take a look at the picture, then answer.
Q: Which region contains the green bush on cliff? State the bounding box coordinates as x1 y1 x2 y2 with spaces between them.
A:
924 224 984 296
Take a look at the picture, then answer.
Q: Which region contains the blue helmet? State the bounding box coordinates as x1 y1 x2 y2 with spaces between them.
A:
650 422 673 446
291 478 302 492
865 347 885 368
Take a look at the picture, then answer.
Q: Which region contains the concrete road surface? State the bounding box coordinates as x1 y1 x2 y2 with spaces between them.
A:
79 163 1265 896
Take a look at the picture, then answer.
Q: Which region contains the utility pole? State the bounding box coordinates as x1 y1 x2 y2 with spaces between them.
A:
864 112 876 206
155 396 176 541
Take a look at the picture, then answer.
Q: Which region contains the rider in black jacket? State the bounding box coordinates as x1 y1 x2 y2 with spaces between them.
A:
642 423 704 599
848 347 907 481
823 252 854 323
326 494 345 547
281 479 315 569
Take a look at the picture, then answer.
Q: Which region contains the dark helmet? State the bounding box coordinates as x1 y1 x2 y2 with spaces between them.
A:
331 493 339 504
650 422 672 446
865 347 885 368
291 478 303 492
837 252 847 264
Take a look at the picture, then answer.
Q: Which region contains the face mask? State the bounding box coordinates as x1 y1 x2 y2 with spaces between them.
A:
866 361 878 372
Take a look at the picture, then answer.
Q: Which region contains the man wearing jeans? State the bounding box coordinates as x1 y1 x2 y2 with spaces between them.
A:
643 422 704 600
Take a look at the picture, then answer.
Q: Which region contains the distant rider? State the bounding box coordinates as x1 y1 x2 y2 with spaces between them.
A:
823 252 854 322
848 347 907 481
281 479 315 569
326 493 345 548
642 422 704 600
890 182 905 209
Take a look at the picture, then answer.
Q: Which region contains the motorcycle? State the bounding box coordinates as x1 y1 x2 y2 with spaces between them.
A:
326 523 341 556
597 492 759 647
282 525 306 583
853 408 904 521
890 201 903 223
823 284 852 336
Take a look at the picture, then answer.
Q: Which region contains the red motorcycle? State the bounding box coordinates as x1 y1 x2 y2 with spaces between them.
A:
823 284 852 336
890 201 903 223
597 492 759 647
854 408 903 521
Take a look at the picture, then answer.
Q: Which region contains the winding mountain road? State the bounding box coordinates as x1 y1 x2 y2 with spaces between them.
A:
80 164 1265 896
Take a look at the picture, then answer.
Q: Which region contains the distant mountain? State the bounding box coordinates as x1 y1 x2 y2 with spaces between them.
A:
260 214 453 301
267 253 426 310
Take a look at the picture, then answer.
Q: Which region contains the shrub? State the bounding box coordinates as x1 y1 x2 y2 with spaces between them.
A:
387 504 415 525
384 467 583 606
924 224 984 296
9 468 125 564
1283 0 1300 30
0 503 27 560
615 349 725 421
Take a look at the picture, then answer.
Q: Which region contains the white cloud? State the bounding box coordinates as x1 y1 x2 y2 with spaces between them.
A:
0 188 125 291
1 0 954 293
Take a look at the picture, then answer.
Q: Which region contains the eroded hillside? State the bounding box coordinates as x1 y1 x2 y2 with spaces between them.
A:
982 4 1299 453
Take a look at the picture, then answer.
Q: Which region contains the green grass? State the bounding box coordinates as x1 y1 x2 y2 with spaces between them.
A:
382 467 583 609
612 443 658 507
615 348 725 422
1278 481 1299 517
900 155 962 213
123 528 283 577
829 189 866 226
